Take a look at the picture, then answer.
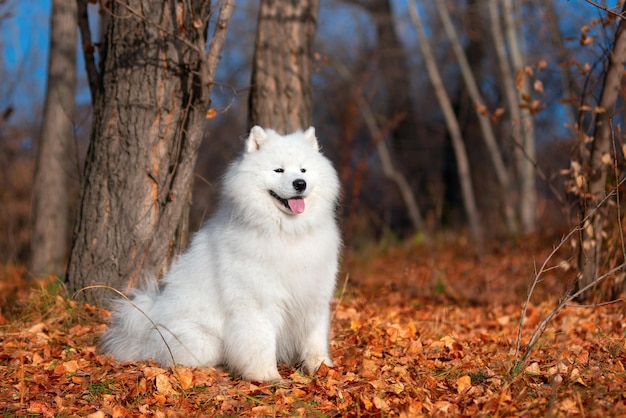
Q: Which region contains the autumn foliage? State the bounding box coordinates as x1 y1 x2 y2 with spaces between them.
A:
1 235 625 416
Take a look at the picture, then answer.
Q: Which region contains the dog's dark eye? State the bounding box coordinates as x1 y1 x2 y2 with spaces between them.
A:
274 168 284 173
300 168 306 173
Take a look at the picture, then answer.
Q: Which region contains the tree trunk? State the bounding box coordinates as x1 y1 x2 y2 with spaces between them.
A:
29 0 77 278
67 0 234 306
248 0 319 134
502 0 537 234
365 0 419 179
408 0 483 251
434 0 518 236
576 11 626 301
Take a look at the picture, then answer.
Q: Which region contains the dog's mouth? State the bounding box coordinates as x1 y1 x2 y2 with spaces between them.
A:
269 190 305 214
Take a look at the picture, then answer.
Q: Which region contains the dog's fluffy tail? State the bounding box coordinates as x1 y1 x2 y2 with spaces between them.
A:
100 277 160 362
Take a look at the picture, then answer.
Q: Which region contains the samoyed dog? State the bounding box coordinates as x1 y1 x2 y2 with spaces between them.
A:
100 126 341 381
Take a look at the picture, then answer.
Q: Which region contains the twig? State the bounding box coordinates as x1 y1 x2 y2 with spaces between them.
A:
580 0 626 19
610 119 626 262
73 285 177 367
513 262 625 375
77 0 101 102
565 298 623 308
512 175 626 375
332 273 351 322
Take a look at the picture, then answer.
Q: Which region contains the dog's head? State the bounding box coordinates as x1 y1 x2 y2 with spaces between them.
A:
222 126 339 232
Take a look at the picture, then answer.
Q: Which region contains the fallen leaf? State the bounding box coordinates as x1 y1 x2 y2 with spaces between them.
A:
456 375 471 394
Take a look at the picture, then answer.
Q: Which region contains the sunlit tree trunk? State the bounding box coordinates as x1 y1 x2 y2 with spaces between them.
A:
576 11 626 301
30 0 77 278
67 0 234 306
248 0 319 133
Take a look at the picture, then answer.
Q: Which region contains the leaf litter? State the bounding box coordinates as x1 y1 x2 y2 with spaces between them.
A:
1 235 625 416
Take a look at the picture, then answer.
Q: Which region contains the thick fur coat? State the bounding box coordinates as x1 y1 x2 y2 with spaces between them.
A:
100 126 341 381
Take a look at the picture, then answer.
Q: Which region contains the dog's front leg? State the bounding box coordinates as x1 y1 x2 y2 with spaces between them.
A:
223 311 282 381
302 308 334 374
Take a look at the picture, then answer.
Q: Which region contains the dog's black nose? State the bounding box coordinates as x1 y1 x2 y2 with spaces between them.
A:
293 179 307 192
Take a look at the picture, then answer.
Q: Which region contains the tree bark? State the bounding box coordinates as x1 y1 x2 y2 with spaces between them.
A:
248 0 319 134
30 0 77 277
67 0 234 306
577 11 626 301
408 0 483 251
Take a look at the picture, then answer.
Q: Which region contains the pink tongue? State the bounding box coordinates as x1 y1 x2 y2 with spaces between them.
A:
288 198 305 214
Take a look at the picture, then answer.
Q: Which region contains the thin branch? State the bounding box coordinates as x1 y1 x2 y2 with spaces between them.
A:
512 175 626 375
332 273 351 323
513 261 625 375
566 298 623 308
73 285 177 366
206 0 235 85
581 0 626 19
76 0 100 102
610 119 626 263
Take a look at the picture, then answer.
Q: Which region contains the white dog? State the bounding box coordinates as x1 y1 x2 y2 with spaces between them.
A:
100 126 341 381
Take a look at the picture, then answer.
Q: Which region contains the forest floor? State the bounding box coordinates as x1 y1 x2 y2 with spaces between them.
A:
0 232 625 417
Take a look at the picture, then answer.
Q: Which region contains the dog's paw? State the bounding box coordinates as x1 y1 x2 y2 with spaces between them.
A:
241 367 282 382
304 355 334 374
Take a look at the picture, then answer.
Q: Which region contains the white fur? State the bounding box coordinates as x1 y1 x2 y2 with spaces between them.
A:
100 126 341 381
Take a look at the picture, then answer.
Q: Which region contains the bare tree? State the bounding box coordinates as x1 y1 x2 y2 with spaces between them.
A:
502 0 537 234
67 0 235 306
29 0 77 277
408 0 483 251
489 0 537 234
576 8 626 301
351 0 419 178
434 0 518 236
248 0 319 133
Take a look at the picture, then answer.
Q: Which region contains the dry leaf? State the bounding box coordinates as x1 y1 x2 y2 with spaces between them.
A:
525 362 541 375
156 373 179 396
206 108 218 119
456 375 471 394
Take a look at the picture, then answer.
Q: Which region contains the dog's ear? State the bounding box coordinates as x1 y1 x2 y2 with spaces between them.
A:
303 127 319 151
246 126 269 153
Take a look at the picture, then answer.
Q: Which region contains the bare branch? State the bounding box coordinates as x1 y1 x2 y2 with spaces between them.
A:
581 0 626 19
207 0 235 84
77 0 100 103
513 175 626 375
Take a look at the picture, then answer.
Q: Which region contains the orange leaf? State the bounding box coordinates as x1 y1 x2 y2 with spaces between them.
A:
456 375 471 394
174 366 194 390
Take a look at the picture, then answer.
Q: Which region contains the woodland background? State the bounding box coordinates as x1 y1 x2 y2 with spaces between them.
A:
2 0 622 267
0 0 626 416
